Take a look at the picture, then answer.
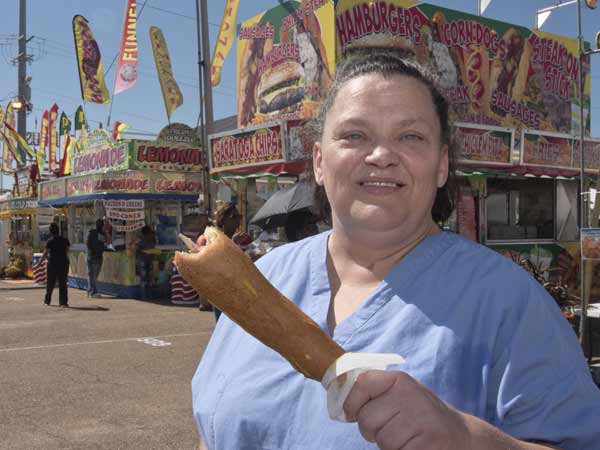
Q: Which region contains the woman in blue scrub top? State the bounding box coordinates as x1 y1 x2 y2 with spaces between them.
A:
192 50 600 450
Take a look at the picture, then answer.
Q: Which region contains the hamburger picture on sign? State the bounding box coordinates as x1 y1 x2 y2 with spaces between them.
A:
236 0 335 128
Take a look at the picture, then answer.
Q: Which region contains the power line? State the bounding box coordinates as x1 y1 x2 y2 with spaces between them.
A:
139 2 220 27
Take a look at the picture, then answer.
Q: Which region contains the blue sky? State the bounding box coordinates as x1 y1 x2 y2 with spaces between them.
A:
0 0 599 140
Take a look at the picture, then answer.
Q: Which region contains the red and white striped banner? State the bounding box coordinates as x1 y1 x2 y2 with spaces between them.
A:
33 258 47 285
170 272 199 305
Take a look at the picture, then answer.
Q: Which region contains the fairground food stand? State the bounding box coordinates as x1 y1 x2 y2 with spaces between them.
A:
0 168 65 274
231 0 596 284
38 124 206 298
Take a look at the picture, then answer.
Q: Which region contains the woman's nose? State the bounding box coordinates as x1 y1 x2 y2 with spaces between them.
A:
364 143 399 168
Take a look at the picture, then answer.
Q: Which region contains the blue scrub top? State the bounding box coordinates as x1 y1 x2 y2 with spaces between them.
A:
192 231 600 450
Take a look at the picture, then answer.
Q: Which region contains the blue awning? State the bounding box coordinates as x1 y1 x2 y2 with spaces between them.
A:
38 192 199 207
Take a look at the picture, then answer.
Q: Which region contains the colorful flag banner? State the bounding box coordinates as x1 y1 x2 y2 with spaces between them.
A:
39 110 49 172
3 122 35 159
74 105 87 140
59 111 72 164
49 104 58 173
4 103 19 168
0 128 24 165
0 104 8 172
59 135 73 176
149 26 183 120
59 111 72 137
211 0 240 86
112 121 130 140
114 0 138 95
72 15 110 104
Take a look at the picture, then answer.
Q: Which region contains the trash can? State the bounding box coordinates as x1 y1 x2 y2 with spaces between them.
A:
32 253 47 285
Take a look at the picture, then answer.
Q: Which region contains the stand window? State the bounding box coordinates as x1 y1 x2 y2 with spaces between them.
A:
486 178 555 241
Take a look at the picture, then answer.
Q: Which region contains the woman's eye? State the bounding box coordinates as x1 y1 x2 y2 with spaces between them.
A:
400 133 423 142
344 132 364 141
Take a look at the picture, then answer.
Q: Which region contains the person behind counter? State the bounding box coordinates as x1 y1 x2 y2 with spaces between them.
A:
86 219 106 298
191 50 600 449
41 222 70 308
136 225 157 300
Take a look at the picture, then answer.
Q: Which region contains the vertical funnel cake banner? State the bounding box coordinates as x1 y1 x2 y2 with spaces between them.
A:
149 26 183 121
72 15 110 104
236 0 335 128
211 0 240 87
114 0 138 95
333 1 591 137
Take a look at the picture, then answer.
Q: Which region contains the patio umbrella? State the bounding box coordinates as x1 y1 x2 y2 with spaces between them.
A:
249 180 314 229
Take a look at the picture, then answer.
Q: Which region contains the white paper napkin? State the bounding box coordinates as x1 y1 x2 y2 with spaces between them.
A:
321 352 405 422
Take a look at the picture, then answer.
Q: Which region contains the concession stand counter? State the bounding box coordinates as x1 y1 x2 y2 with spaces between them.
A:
38 125 206 299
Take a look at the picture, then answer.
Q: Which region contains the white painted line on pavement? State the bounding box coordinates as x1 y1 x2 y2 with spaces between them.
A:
2 296 24 301
0 331 209 353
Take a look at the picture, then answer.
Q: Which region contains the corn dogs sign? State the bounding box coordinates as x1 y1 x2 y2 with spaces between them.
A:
334 1 591 137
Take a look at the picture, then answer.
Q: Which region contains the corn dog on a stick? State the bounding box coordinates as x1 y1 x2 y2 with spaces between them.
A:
174 227 345 381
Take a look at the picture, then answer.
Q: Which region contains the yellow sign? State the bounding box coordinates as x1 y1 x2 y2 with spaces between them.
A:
72 15 110 104
211 0 240 86
150 26 183 120
236 0 335 128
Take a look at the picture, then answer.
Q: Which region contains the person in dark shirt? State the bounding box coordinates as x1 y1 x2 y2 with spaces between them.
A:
136 225 157 300
41 222 70 307
86 219 106 298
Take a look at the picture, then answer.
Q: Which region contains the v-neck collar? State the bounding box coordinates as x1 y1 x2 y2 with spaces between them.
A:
307 230 458 345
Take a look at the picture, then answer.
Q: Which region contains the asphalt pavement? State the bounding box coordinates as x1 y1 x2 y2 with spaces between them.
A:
0 285 215 450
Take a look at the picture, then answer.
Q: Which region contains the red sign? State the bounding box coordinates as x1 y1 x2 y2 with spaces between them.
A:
133 142 204 171
40 180 66 200
454 124 512 165
155 179 203 193
521 131 572 169
210 124 285 172
572 139 600 172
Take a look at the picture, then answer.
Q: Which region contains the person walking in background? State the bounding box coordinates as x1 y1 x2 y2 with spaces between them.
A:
86 219 105 298
136 225 157 300
41 222 70 308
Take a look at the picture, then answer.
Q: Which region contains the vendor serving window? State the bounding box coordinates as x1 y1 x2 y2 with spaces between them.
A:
486 178 555 241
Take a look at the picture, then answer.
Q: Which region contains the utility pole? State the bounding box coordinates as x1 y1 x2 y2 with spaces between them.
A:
196 0 214 216
17 0 28 155
199 0 214 135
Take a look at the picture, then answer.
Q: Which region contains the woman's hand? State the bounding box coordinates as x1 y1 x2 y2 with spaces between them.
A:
343 370 471 450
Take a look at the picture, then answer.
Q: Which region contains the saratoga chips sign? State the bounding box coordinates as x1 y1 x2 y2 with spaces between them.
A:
236 0 335 127
333 1 591 137
209 123 286 172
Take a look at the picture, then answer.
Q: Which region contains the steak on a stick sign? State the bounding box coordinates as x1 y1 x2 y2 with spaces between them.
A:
236 0 335 128
333 1 591 136
209 123 285 173
453 123 513 165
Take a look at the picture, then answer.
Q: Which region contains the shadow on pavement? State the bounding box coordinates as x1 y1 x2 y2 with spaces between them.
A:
46 305 110 311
